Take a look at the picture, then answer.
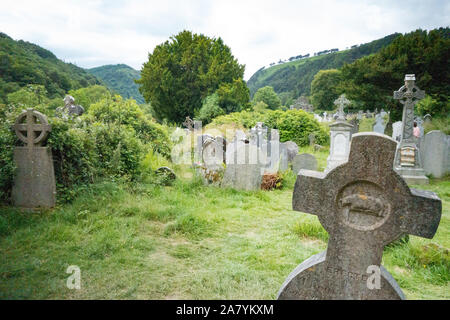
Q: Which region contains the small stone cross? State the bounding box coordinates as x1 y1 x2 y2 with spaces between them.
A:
182 116 194 131
334 94 350 121
394 74 425 142
12 109 51 148
278 133 441 299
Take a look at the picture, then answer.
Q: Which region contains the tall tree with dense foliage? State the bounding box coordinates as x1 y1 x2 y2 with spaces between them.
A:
340 28 450 119
137 30 246 123
310 69 343 110
252 86 281 110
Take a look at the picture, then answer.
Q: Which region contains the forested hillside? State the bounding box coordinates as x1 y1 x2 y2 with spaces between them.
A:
87 64 144 104
247 33 400 103
0 32 101 103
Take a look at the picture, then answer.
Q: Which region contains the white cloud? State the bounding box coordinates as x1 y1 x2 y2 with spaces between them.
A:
0 0 448 80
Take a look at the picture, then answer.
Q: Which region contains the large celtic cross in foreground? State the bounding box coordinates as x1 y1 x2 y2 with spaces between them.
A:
278 133 441 299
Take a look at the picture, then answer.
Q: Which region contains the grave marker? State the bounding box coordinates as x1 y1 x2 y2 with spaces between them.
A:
278 133 442 300
11 109 56 208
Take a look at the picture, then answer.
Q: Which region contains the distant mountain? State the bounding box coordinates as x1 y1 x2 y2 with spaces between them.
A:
87 64 144 104
0 32 101 103
247 33 400 103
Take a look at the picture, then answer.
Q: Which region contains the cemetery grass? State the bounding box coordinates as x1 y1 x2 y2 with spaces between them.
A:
0 174 448 299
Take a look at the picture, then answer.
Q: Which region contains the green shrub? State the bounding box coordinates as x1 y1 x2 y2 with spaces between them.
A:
87 95 171 158
196 93 225 124
47 118 98 202
0 116 15 202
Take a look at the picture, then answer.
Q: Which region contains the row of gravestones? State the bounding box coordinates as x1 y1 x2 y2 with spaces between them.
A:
195 122 321 190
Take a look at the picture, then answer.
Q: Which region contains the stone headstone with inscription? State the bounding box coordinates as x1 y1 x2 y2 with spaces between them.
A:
11 109 56 208
278 133 442 300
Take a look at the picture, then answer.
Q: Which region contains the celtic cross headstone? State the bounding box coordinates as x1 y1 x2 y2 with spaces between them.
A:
334 94 350 121
393 74 428 184
278 133 441 300
11 109 56 208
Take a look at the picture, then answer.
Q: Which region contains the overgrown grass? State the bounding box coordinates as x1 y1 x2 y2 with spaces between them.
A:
0 174 448 299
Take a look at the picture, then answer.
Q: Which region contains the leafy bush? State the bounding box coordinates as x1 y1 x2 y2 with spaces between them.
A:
0 115 15 202
87 95 171 157
196 93 225 124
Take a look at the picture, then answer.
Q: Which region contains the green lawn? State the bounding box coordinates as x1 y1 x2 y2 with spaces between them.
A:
0 171 448 299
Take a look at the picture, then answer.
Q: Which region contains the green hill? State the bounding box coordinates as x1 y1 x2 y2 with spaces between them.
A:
87 64 144 104
247 33 400 102
0 32 101 103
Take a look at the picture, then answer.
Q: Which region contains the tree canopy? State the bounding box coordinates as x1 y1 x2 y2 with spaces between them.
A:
137 30 246 123
310 69 343 110
252 86 281 110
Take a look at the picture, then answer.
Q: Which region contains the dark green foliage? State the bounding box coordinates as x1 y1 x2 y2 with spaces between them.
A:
137 30 245 123
0 107 15 202
310 69 343 110
87 64 144 104
210 109 329 147
247 33 399 98
0 32 101 102
340 28 450 119
252 86 281 110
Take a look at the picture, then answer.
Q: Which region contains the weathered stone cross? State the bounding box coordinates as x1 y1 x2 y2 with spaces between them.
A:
334 94 350 121
12 109 51 149
394 74 425 142
278 133 441 299
182 116 194 131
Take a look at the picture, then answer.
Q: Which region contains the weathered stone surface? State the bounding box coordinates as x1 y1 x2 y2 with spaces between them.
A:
56 95 84 118
284 141 299 163
155 166 176 185
292 153 317 174
421 130 449 178
222 144 263 190
392 121 402 142
11 109 56 208
326 120 353 171
373 114 386 134
278 133 441 300
393 75 428 185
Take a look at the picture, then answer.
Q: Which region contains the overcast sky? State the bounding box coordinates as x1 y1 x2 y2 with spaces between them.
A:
1 0 449 80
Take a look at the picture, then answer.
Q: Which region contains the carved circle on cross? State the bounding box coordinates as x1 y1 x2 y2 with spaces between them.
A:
13 109 51 146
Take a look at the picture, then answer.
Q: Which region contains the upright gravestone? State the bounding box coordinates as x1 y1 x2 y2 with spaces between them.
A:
421 130 449 179
393 74 428 185
11 109 56 208
392 121 402 142
284 141 298 163
222 142 263 191
373 114 386 134
292 153 317 174
326 94 353 171
278 133 442 300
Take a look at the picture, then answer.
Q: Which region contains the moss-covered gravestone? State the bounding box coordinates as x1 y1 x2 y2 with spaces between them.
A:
278 133 441 300
11 109 56 208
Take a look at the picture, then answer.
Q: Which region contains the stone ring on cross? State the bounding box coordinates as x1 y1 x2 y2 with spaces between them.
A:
13 109 51 147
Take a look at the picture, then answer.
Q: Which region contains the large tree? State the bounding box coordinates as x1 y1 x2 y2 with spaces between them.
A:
310 69 343 110
137 30 245 123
